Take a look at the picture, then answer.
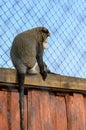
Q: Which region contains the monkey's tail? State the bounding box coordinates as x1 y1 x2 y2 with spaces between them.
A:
19 85 24 130
17 73 25 130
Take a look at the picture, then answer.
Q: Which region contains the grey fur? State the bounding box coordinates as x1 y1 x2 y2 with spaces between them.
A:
10 26 50 74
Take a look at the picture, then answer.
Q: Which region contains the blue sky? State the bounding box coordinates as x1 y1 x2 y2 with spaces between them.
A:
0 0 86 78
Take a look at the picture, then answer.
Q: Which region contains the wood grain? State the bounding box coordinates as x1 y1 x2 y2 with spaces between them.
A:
66 94 86 130
0 68 86 93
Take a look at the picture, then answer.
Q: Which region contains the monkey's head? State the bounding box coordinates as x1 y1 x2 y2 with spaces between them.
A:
36 27 50 49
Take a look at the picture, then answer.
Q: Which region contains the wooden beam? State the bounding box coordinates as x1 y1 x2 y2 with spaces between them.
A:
0 68 86 93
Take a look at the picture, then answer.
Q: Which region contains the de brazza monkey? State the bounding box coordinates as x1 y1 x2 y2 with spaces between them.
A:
10 26 50 130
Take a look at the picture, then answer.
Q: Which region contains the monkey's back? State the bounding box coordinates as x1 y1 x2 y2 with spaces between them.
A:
10 32 37 71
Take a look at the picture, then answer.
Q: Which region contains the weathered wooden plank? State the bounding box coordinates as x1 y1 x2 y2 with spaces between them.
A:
39 91 51 130
66 94 86 130
0 91 2 130
61 75 86 92
7 92 20 130
1 68 86 92
0 91 20 130
0 68 17 83
0 68 61 89
9 92 28 130
28 90 42 130
0 91 9 130
50 94 67 130
28 90 52 130
84 97 86 128
0 90 28 130
24 95 28 130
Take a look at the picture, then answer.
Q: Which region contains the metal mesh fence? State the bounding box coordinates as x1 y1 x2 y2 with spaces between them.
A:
1 0 86 78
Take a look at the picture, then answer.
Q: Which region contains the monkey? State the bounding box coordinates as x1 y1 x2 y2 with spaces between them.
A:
10 26 50 130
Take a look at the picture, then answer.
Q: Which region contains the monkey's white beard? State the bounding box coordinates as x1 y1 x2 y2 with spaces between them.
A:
43 38 48 49
28 62 40 74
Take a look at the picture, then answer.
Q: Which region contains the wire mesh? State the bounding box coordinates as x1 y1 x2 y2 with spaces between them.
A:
0 0 86 78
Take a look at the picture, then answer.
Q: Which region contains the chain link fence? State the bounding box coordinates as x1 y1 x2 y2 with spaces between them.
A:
1 0 86 78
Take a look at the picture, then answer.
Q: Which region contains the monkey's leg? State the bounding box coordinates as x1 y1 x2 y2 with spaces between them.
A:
17 73 25 130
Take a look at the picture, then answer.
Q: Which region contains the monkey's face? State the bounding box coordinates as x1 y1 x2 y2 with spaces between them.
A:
41 27 50 38
41 27 50 49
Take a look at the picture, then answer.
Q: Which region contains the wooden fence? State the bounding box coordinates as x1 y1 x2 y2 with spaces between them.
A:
0 68 86 130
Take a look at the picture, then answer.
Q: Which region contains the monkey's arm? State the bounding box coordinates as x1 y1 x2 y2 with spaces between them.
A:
36 51 47 80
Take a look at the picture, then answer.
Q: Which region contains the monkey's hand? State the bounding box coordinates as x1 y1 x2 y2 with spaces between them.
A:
40 70 47 81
